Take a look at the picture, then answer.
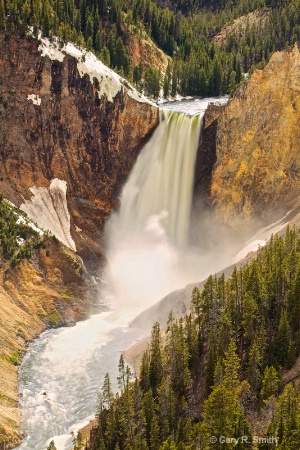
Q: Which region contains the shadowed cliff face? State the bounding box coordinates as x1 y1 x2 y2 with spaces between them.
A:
0 34 158 274
210 44 300 227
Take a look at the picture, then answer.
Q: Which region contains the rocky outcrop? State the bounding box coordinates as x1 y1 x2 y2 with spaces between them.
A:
210 44 300 227
0 237 98 448
194 104 224 202
0 33 158 274
213 7 270 47
127 32 170 73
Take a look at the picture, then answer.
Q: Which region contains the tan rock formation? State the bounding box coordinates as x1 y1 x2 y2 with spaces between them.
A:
0 238 98 448
213 7 270 47
210 44 300 227
127 32 170 73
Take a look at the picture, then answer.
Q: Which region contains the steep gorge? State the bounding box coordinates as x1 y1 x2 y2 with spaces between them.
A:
0 236 99 448
1 31 300 450
0 32 158 447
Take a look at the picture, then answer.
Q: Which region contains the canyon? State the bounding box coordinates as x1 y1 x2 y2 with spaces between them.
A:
0 30 300 448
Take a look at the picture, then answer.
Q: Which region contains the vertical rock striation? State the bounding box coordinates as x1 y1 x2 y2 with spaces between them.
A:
209 44 300 227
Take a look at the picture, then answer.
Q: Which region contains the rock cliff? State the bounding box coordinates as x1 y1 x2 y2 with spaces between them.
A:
210 44 300 227
0 33 158 274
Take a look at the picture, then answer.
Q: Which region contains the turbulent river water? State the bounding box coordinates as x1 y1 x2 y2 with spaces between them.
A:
15 96 256 450
15 309 149 450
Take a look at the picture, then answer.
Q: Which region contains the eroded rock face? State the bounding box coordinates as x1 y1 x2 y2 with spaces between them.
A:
0 237 99 448
210 44 300 227
0 34 158 273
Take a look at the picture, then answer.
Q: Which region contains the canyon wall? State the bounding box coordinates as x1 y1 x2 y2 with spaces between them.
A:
0 237 99 448
0 33 158 274
209 44 300 227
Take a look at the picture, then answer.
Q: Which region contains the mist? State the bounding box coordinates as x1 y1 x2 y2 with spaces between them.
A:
102 102 293 321
101 106 239 319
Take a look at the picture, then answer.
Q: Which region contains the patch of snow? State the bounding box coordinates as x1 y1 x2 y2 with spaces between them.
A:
20 179 76 251
27 94 42 106
16 237 25 245
126 84 156 106
233 239 267 264
76 49 121 102
16 216 26 225
16 216 44 236
63 42 83 59
4 198 17 208
28 221 45 236
38 37 155 105
38 36 65 62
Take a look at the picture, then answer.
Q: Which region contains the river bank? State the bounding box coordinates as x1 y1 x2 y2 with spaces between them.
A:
0 237 98 449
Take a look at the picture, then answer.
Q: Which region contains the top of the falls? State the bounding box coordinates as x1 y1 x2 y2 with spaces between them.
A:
159 96 229 116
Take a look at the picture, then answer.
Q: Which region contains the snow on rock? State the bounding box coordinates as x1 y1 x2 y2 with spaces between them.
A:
38 37 65 62
232 239 267 264
20 179 76 251
16 216 44 236
76 49 122 102
16 237 25 245
27 94 42 106
38 37 155 105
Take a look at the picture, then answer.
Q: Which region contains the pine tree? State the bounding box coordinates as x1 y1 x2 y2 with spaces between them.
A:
274 310 291 366
150 414 160 450
100 46 111 67
102 372 114 408
223 339 240 392
47 441 57 450
149 322 163 395
201 384 245 449
0 0 5 29
260 366 280 400
140 351 151 393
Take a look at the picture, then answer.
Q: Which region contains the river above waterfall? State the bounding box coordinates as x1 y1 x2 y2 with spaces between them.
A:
15 97 232 450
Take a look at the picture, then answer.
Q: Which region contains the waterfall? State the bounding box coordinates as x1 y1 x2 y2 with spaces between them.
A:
115 110 202 247
104 109 203 313
16 99 239 450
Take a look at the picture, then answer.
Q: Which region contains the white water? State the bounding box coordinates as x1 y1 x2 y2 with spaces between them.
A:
103 109 206 313
15 98 231 450
112 110 202 248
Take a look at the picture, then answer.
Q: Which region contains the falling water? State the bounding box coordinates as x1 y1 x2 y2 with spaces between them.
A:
115 110 202 247
103 109 204 312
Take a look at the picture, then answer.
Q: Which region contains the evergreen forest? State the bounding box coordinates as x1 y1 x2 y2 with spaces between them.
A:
1 0 300 97
87 226 300 450
0 193 45 267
